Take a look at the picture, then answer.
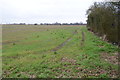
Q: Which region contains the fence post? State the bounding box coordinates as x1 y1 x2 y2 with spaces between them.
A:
81 31 85 46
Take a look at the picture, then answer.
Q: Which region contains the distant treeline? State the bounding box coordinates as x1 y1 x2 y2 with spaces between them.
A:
86 1 120 45
8 22 86 25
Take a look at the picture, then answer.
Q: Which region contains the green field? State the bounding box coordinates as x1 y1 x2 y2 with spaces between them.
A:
2 25 119 78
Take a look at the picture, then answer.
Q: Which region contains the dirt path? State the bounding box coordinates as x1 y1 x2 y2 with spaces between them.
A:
51 30 78 52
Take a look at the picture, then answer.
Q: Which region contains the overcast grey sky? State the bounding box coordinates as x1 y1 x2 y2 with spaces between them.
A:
1 0 103 24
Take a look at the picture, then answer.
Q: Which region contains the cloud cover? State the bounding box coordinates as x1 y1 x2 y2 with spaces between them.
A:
0 0 103 24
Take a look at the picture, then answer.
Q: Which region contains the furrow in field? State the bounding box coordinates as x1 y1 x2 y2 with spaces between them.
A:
51 30 78 52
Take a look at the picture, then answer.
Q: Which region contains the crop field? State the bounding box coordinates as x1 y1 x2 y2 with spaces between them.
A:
2 25 119 78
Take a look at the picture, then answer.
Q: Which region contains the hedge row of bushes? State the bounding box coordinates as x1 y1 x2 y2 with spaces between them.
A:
86 1 120 45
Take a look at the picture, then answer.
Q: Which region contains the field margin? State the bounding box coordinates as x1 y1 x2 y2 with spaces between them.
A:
0 24 2 78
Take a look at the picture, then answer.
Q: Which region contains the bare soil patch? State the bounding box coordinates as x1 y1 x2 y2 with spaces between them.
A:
100 52 118 65
2 40 19 45
61 57 76 65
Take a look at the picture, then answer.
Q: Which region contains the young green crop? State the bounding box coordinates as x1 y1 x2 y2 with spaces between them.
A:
2 25 119 78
